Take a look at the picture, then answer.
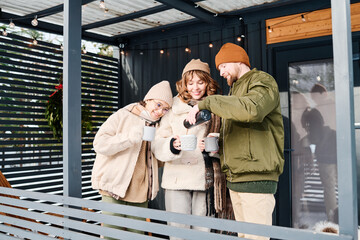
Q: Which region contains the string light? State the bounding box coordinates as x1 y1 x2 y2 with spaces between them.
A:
160 49 164 54
32 39 38 45
60 44 64 50
2 29 7 36
301 14 306 22
120 50 125 55
99 0 105 9
9 19 15 29
31 15 38 26
185 47 190 52
237 36 242 42
208 42 213 48
267 26 272 33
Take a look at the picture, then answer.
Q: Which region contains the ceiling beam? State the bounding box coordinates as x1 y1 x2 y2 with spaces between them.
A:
156 0 223 25
23 0 96 19
0 11 116 45
82 5 171 30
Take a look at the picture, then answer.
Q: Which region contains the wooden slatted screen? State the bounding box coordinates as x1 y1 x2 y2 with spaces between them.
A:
0 32 119 200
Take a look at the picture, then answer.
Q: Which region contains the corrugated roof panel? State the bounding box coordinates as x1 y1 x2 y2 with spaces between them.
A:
0 0 285 40
139 9 194 25
86 20 155 37
0 0 63 16
198 0 281 14
86 9 194 37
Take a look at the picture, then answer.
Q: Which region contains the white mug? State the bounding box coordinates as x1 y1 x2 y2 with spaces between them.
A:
205 136 219 152
142 126 156 141
180 135 197 151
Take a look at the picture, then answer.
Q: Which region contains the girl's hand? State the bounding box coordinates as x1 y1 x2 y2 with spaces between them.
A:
173 135 181 150
198 139 205 152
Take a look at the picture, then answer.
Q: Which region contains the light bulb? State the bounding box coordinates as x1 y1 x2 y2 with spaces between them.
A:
121 50 125 55
31 16 38 26
209 43 213 48
2 29 7 36
237 36 242 42
9 19 15 29
33 39 38 45
99 0 105 9
268 26 272 33
160 49 164 54
301 14 306 22
185 47 190 52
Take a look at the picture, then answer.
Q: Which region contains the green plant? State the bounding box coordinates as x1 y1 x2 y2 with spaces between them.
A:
45 75 92 141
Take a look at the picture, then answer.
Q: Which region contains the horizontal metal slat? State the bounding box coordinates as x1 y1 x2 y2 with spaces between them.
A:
82 99 118 107
0 37 63 56
0 65 59 78
0 138 60 145
5 32 62 49
81 65 118 77
0 56 62 73
82 81 118 92
0 72 58 86
0 164 63 173
0 105 45 113
0 91 49 101
0 43 62 61
0 51 62 68
0 85 53 95
82 71 118 82
82 54 118 67
82 60 118 72
81 77 118 87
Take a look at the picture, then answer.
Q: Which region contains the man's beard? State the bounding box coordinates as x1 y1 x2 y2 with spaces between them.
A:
226 75 236 86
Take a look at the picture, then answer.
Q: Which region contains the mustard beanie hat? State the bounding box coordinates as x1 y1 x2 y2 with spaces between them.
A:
182 59 210 77
144 80 173 107
215 42 251 69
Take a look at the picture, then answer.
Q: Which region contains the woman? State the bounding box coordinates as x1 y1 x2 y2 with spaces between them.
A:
91 81 173 238
153 59 222 239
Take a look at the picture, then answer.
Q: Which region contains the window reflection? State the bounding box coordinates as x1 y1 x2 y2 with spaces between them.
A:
289 59 338 229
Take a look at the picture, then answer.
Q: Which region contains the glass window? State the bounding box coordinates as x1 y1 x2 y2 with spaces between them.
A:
289 59 338 229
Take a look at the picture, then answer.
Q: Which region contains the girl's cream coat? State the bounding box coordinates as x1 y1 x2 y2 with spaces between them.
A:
153 96 208 191
91 103 159 200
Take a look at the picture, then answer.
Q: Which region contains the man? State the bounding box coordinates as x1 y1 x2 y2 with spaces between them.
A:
186 42 284 240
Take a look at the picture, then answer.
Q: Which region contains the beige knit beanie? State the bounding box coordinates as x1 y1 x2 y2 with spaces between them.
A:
215 42 251 69
144 80 173 107
182 59 210 77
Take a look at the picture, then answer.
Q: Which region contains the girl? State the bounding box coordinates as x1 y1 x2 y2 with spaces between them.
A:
91 81 173 238
153 59 222 239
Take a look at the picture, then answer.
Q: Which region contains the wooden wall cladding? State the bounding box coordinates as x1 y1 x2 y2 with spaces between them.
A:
266 2 360 44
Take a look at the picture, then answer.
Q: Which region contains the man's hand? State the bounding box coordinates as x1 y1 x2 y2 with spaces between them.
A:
186 104 199 125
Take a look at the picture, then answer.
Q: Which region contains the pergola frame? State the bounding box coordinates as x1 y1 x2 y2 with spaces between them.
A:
0 0 357 239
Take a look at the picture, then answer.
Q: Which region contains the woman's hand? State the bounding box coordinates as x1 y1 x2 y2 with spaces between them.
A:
173 135 181 150
198 138 205 152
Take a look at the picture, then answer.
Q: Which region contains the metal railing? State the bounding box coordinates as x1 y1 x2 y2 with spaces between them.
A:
0 187 353 240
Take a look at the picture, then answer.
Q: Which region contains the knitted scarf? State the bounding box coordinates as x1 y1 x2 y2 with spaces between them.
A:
188 100 234 220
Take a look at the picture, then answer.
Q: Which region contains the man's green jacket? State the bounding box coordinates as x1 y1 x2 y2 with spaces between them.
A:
198 68 285 185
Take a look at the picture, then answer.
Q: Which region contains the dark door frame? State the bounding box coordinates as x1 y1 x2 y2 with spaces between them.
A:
269 33 360 227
